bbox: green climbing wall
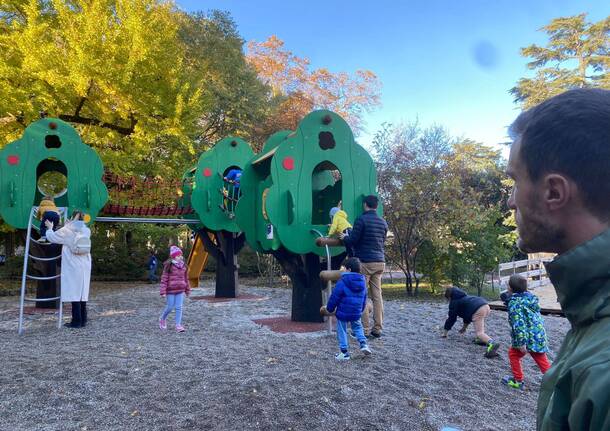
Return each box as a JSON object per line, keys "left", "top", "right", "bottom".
{"left": 0, "top": 118, "right": 108, "bottom": 229}
{"left": 191, "top": 137, "right": 254, "bottom": 233}
{"left": 236, "top": 110, "right": 379, "bottom": 257}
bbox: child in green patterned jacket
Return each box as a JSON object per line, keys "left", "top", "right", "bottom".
{"left": 502, "top": 275, "right": 552, "bottom": 390}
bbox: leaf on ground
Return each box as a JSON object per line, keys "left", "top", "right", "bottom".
{"left": 418, "top": 397, "right": 430, "bottom": 409}
{"left": 130, "top": 410, "right": 140, "bottom": 417}
{"left": 267, "top": 357, "right": 278, "bottom": 364}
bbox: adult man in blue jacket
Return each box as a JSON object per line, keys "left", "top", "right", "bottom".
{"left": 341, "top": 195, "right": 388, "bottom": 338}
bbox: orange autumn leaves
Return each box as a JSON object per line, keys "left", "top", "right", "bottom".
{"left": 246, "top": 36, "right": 381, "bottom": 137}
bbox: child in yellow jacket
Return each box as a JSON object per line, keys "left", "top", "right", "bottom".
{"left": 328, "top": 206, "right": 354, "bottom": 256}
{"left": 37, "top": 196, "right": 60, "bottom": 242}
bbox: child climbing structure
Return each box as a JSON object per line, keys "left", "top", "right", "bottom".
{"left": 236, "top": 110, "right": 378, "bottom": 322}
{"left": 185, "top": 137, "right": 255, "bottom": 297}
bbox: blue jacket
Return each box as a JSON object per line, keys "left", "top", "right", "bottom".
{"left": 444, "top": 287, "right": 488, "bottom": 331}
{"left": 342, "top": 210, "right": 388, "bottom": 263}
{"left": 147, "top": 255, "right": 158, "bottom": 270}
{"left": 508, "top": 291, "right": 548, "bottom": 352}
{"left": 326, "top": 272, "right": 367, "bottom": 322}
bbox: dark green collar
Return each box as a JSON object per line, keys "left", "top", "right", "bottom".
{"left": 545, "top": 228, "right": 610, "bottom": 326}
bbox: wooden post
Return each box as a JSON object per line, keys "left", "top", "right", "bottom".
{"left": 200, "top": 229, "right": 245, "bottom": 298}
{"left": 33, "top": 242, "right": 61, "bottom": 309}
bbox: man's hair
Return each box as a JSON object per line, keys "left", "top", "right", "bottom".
{"left": 343, "top": 257, "right": 361, "bottom": 273}
{"left": 509, "top": 88, "right": 610, "bottom": 220}
{"left": 508, "top": 274, "right": 527, "bottom": 293}
{"left": 363, "top": 195, "right": 379, "bottom": 209}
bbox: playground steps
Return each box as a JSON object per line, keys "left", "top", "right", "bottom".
{"left": 18, "top": 207, "right": 64, "bottom": 335}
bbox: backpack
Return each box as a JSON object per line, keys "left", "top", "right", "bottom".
{"left": 70, "top": 231, "right": 91, "bottom": 255}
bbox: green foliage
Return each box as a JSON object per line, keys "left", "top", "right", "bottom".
{"left": 375, "top": 122, "right": 513, "bottom": 296}
{"left": 511, "top": 14, "right": 610, "bottom": 108}
{"left": 0, "top": 2, "right": 269, "bottom": 177}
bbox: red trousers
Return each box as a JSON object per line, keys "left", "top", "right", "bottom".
{"left": 508, "top": 347, "right": 551, "bottom": 381}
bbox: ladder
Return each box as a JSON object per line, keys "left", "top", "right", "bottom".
{"left": 310, "top": 229, "right": 333, "bottom": 334}
{"left": 17, "top": 207, "right": 64, "bottom": 335}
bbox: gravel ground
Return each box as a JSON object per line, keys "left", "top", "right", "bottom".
{"left": 0, "top": 282, "right": 570, "bottom": 431}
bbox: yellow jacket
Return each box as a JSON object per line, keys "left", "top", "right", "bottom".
{"left": 328, "top": 210, "right": 352, "bottom": 237}
{"left": 37, "top": 199, "right": 59, "bottom": 219}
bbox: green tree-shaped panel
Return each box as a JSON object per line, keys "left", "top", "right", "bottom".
{"left": 0, "top": 118, "right": 108, "bottom": 229}
{"left": 191, "top": 137, "right": 254, "bottom": 233}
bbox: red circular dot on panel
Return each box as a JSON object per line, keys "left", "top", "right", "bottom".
{"left": 282, "top": 157, "right": 295, "bottom": 171}
{"left": 203, "top": 168, "right": 212, "bottom": 177}
{"left": 49, "top": 122, "right": 57, "bottom": 130}
{"left": 7, "top": 155, "right": 19, "bottom": 166}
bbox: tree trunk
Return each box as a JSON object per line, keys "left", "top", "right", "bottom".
{"left": 272, "top": 248, "right": 325, "bottom": 323}
{"left": 200, "top": 230, "right": 245, "bottom": 298}
{"left": 32, "top": 242, "right": 61, "bottom": 309}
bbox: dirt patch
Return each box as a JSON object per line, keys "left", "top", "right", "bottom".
{"left": 253, "top": 315, "right": 329, "bottom": 333}
{"left": 190, "top": 293, "right": 266, "bottom": 302}
{"left": 0, "top": 281, "right": 570, "bottom": 431}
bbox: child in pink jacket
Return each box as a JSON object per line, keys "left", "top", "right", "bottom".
{"left": 159, "top": 246, "right": 190, "bottom": 332}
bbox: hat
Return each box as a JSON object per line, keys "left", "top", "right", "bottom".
{"left": 169, "top": 245, "right": 183, "bottom": 259}
{"left": 329, "top": 207, "right": 340, "bottom": 218}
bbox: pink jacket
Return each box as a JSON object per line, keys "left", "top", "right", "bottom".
{"left": 160, "top": 262, "right": 190, "bottom": 296}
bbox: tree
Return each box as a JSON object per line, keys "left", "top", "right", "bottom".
{"left": 511, "top": 14, "right": 610, "bottom": 108}
{"left": 373, "top": 121, "right": 456, "bottom": 295}
{"left": 246, "top": 36, "right": 381, "bottom": 140}
{"left": 0, "top": 2, "right": 268, "bottom": 176}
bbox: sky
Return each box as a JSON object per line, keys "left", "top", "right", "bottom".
{"left": 178, "top": 1, "right": 608, "bottom": 156}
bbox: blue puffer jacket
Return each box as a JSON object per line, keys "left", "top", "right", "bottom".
{"left": 326, "top": 272, "right": 367, "bottom": 322}
{"left": 342, "top": 210, "right": 388, "bottom": 263}
{"left": 444, "top": 287, "right": 487, "bottom": 331}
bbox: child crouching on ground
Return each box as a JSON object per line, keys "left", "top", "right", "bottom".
{"left": 320, "top": 257, "right": 372, "bottom": 361}
{"left": 502, "top": 275, "right": 551, "bottom": 389}
{"left": 159, "top": 245, "right": 190, "bottom": 332}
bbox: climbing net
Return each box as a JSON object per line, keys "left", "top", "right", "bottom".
{"left": 101, "top": 172, "right": 194, "bottom": 217}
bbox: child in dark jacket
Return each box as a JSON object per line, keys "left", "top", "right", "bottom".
{"left": 502, "top": 275, "right": 551, "bottom": 390}
{"left": 442, "top": 287, "right": 500, "bottom": 358}
{"left": 159, "top": 245, "right": 190, "bottom": 332}
{"left": 321, "top": 257, "right": 372, "bottom": 361}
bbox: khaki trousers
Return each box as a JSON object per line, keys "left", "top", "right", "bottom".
{"left": 471, "top": 304, "right": 491, "bottom": 344}
{"left": 360, "top": 262, "right": 385, "bottom": 335}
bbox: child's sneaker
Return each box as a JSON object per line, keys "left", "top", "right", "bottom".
{"left": 176, "top": 324, "right": 186, "bottom": 332}
{"left": 38, "top": 237, "right": 47, "bottom": 243}
{"left": 473, "top": 337, "right": 487, "bottom": 346}
{"left": 335, "top": 352, "right": 350, "bottom": 361}
{"left": 159, "top": 319, "right": 167, "bottom": 330}
{"left": 484, "top": 341, "right": 500, "bottom": 358}
{"left": 360, "top": 343, "right": 372, "bottom": 356}
{"left": 502, "top": 375, "right": 524, "bottom": 390}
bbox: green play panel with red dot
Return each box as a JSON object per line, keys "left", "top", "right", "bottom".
{"left": 0, "top": 118, "right": 108, "bottom": 228}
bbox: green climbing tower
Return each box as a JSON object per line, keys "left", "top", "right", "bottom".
{"left": 236, "top": 110, "right": 378, "bottom": 257}
{"left": 0, "top": 118, "right": 108, "bottom": 228}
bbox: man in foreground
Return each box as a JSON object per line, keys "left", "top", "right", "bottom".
{"left": 506, "top": 88, "right": 610, "bottom": 430}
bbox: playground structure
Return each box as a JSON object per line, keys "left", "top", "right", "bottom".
{"left": 0, "top": 110, "right": 379, "bottom": 328}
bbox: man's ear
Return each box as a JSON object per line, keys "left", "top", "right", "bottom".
{"left": 543, "top": 174, "right": 571, "bottom": 211}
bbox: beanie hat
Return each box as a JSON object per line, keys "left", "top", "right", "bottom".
{"left": 169, "top": 245, "right": 183, "bottom": 259}
{"left": 329, "top": 207, "right": 340, "bottom": 218}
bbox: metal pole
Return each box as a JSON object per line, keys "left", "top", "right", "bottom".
{"left": 18, "top": 208, "right": 35, "bottom": 335}
{"left": 311, "top": 229, "right": 333, "bottom": 334}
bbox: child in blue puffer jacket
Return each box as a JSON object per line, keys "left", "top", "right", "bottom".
{"left": 321, "top": 257, "right": 372, "bottom": 361}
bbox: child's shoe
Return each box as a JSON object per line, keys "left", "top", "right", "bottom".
{"left": 159, "top": 319, "right": 167, "bottom": 330}
{"left": 360, "top": 343, "right": 372, "bottom": 356}
{"left": 484, "top": 340, "right": 500, "bottom": 358}
{"left": 502, "top": 375, "right": 524, "bottom": 390}
{"left": 335, "top": 352, "right": 350, "bottom": 361}
{"left": 473, "top": 337, "right": 487, "bottom": 346}
{"left": 38, "top": 236, "right": 47, "bottom": 243}
{"left": 176, "top": 324, "right": 186, "bottom": 332}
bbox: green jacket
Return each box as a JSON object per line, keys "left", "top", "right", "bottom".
{"left": 537, "top": 228, "right": 610, "bottom": 431}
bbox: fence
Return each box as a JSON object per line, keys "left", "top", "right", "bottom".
{"left": 497, "top": 257, "right": 553, "bottom": 290}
